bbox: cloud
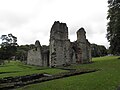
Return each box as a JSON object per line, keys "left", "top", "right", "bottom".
{"left": 0, "top": 11, "right": 29, "bottom": 28}
{"left": 0, "top": 0, "right": 109, "bottom": 48}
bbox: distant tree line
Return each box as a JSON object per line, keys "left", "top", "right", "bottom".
{"left": 91, "top": 44, "right": 108, "bottom": 57}
{"left": 16, "top": 44, "right": 35, "bottom": 62}
{"left": 0, "top": 34, "right": 108, "bottom": 63}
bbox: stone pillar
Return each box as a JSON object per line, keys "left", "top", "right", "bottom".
{"left": 49, "top": 21, "right": 71, "bottom": 67}
{"left": 76, "top": 28, "right": 89, "bottom": 63}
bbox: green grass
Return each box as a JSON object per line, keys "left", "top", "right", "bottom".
{"left": 0, "top": 60, "right": 67, "bottom": 78}
{"left": 18, "top": 56, "right": 120, "bottom": 90}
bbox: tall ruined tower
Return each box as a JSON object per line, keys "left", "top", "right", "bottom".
{"left": 49, "top": 21, "right": 71, "bottom": 67}
{"left": 77, "top": 28, "right": 91, "bottom": 63}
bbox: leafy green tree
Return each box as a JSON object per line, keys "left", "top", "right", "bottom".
{"left": 91, "top": 44, "right": 100, "bottom": 57}
{"left": 107, "top": 0, "right": 120, "bottom": 55}
{"left": 91, "top": 44, "right": 107, "bottom": 57}
{"left": 98, "top": 45, "right": 108, "bottom": 56}
{"left": 16, "top": 44, "right": 35, "bottom": 62}
{"left": 0, "top": 34, "right": 18, "bottom": 60}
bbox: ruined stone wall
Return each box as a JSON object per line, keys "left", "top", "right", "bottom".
{"left": 70, "top": 41, "right": 82, "bottom": 64}
{"left": 86, "top": 40, "right": 92, "bottom": 62}
{"left": 69, "top": 45, "right": 77, "bottom": 64}
{"left": 27, "top": 41, "right": 49, "bottom": 66}
{"left": 27, "top": 21, "right": 91, "bottom": 67}
{"left": 49, "top": 21, "right": 71, "bottom": 67}
{"left": 27, "top": 47, "right": 43, "bottom": 66}
{"left": 76, "top": 28, "right": 91, "bottom": 63}
{"left": 41, "top": 45, "right": 49, "bottom": 66}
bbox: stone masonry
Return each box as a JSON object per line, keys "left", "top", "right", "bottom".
{"left": 27, "top": 41, "right": 49, "bottom": 66}
{"left": 27, "top": 21, "right": 91, "bottom": 67}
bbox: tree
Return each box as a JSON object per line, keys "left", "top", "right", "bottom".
{"left": 15, "top": 44, "right": 35, "bottom": 62}
{"left": 0, "top": 34, "right": 18, "bottom": 60}
{"left": 107, "top": 0, "right": 120, "bottom": 55}
{"left": 91, "top": 44, "right": 107, "bottom": 57}
{"left": 98, "top": 45, "right": 108, "bottom": 56}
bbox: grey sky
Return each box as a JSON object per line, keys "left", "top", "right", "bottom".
{"left": 0, "top": 0, "right": 109, "bottom": 48}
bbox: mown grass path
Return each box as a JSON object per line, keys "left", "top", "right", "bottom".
{"left": 18, "top": 56, "right": 120, "bottom": 90}
{"left": 0, "top": 61, "right": 67, "bottom": 78}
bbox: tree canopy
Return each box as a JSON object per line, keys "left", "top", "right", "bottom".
{"left": 107, "top": 0, "right": 120, "bottom": 55}
{"left": 16, "top": 44, "right": 35, "bottom": 62}
{"left": 91, "top": 44, "right": 107, "bottom": 57}
{"left": 0, "top": 34, "right": 18, "bottom": 60}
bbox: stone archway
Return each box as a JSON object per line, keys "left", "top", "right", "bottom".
{"left": 76, "top": 48, "right": 82, "bottom": 64}
{"left": 71, "top": 42, "right": 82, "bottom": 64}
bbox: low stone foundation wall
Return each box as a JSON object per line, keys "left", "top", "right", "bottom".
{"left": 0, "top": 69, "right": 98, "bottom": 90}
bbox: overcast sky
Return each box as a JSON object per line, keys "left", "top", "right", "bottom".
{"left": 0, "top": 0, "right": 109, "bottom": 48}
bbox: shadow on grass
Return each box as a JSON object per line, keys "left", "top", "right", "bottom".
{"left": 0, "top": 71, "right": 20, "bottom": 74}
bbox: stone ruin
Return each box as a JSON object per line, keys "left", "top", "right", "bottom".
{"left": 27, "top": 21, "right": 91, "bottom": 67}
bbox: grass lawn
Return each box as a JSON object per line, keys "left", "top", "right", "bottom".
{"left": 18, "top": 56, "right": 120, "bottom": 90}
{"left": 0, "top": 60, "right": 67, "bottom": 78}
